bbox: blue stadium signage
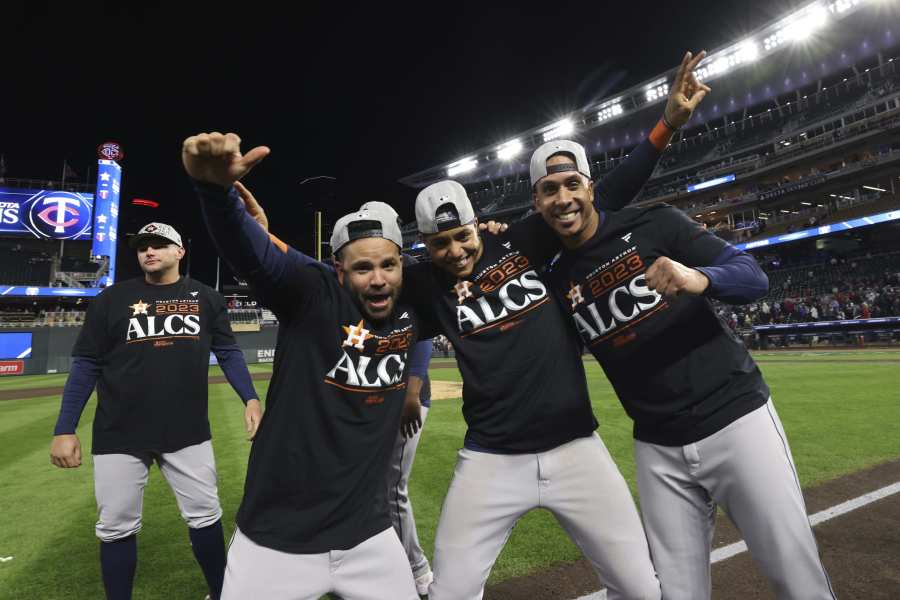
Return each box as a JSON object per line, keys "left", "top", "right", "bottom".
{"left": 0, "top": 285, "right": 103, "bottom": 298}
{"left": 686, "top": 174, "right": 736, "bottom": 193}
{"left": 0, "top": 188, "right": 94, "bottom": 240}
{"left": 736, "top": 209, "right": 900, "bottom": 251}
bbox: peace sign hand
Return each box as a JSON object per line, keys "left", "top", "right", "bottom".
{"left": 664, "top": 51, "right": 712, "bottom": 130}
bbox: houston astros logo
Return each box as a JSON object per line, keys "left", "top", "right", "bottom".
{"left": 454, "top": 280, "right": 474, "bottom": 304}
{"left": 567, "top": 282, "right": 584, "bottom": 309}
{"left": 130, "top": 300, "right": 150, "bottom": 316}
{"left": 342, "top": 320, "right": 374, "bottom": 350}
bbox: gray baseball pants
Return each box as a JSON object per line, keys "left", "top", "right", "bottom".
{"left": 429, "top": 433, "right": 660, "bottom": 600}
{"left": 221, "top": 526, "right": 418, "bottom": 600}
{"left": 93, "top": 440, "right": 222, "bottom": 542}
{"left": 635, "top": 399, "right": 836, "bottom": 600}
{"left": 386, "top": 404, "right": 431, "bottom": 579}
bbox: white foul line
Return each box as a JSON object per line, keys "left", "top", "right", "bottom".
{"left": 573, "top": 480, "right": 900, "bottom": 600}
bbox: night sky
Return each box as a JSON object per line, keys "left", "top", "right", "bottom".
{"left": 3, "top": 0, "right": 791, "bottom": 285}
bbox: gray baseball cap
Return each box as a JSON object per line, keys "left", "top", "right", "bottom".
{"left": 129, "top": 222, "right": 183, "bottom": 249}
{"left": 529, "top": 139, "right": 592, "bottom": 186}
{"left": 415, "top": 180, "right": 476, "bottom": 234}
{"left": 359, "top": 201, "right": 399, "bottom": 221}
{"left": 330, "top": 207, "right": 403, "bottom": 254}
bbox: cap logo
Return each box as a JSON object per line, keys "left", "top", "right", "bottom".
{"left": 144, "top": 224, "right": 158, "bottom": 232}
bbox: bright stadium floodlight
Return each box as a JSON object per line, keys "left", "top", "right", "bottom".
{"left": 597, "top": 101, "right": 624, "bottom": 123}
{"left": 830, "top": 0, "right": 862, "bottom": 15}
{"left": 863, "top": 185, "right": 887, "bottom": 192}
{"left": 447, "top": 157, "right": 478, "bottom": 177}
{"left": 496, "top": 139, "right": 523, "bottom": 161}
{"left": 738, "top": 41, "right": 760, "bottom": 63}
{"left": 543, "top": 119, "right": 574, "bottom": 141}
{"left": 645, "top": 83, "right": 669, "bottom": 102}
{"left": 785, "top": 4, "right": 829, "bottom": 41}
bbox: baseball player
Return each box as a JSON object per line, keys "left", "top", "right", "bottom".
{"left": 239, "top": 188, "right": 438, "bottom": 594}
{"left": 394, "top": 51, "right": 710, "bottom": 600}
{"left": 183, "top": 132, "right": 423, "bottom": 599}
{"left": 531, "top": 132, "right": 836, "bottom": 598}
{"left": 49, "top": 222, "right": 262, "bottom": 600}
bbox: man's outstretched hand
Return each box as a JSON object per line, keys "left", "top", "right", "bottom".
{"left": 664, "top": 51, "right": 712, "bottom": 130}
{"left": 182, "top": 132, "right": 270, "bottom": 188}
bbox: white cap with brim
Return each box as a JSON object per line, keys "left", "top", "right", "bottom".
{"left": 129, "top": 222, "right": 183, "bottom": 249}
{"left": 359, "top": 201, "right": 399, "bottom": 221}
{"left": 415, "top": 180, "right": 476, "bottom": 234}
{"left": 529, "top": 139, "right": 592, "bottom": 186}
{"left": 330, "top": 207, "right": 404, "bottom": 255}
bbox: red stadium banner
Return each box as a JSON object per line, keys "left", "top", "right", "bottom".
{"left": 0, "top": 360, "right": 24, "bottom": 376}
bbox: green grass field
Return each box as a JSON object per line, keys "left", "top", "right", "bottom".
{"left": 1, "top": 352, "right": 899, "bottom": 599}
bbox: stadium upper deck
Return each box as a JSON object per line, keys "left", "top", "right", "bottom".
{"left": 398, "top": 0, "right": 900, "bottom": 248}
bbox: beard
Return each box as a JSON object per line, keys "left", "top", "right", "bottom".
{"left": 342, "top": 278, "right": 400, "bottom": 325}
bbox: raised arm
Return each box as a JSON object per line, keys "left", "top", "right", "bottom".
{"left": 233, "top": 181, "right": 335, "bottom": 274}
{"left": 596, "top": 51, "right": 711, "bottom": 210}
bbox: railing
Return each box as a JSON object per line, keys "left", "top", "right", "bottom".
{"left": 0, "top": 311, "right": 87, "bottom": 328}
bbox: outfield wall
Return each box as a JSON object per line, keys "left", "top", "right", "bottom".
{"left": 0, "top": 326, "right": 280, "bottom": 376}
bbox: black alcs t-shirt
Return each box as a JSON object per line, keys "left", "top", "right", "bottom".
{"left": 235, "top": 262, "right": 421, "bottom": 553}
{"left": 548, "top": 205, "right": 770, "bottom": 446}
{"left": 403, "top": 214, "right": 597, "bottom": 453}
{"left": 72, "top": 276, "right": 235, "bottom": 454}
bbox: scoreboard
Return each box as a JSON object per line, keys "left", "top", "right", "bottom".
{"left": 0, "top": 188, "right": 94, "bottom": 240}
{"left": 0, "top": 159, "right": 122, "bottom": 297}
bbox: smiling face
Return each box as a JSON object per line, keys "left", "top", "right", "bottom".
{"left": 335, "top": 237, "right": 402, "bottom": 324}
{"left": 422, "top": 222, "right": 483, "bottom": 279}
{"left": 136, "top": 240, "right": 184, "bottom": 278}
{"left": 533, "top": 153, "right": 598, "bottom": 249}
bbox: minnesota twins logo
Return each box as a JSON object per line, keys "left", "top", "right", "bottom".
{"left": 24, "top": 191, "right": 93, "bottom": 240}
{"left": 342, "top": 320, "right": 374, "bottom": 350}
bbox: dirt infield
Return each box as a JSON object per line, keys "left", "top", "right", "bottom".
{"left": 485, "top": 459, "right": 900, "bottom": 599}
{"left": 430, "top": 380, "right": 464, "bottom": 400}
